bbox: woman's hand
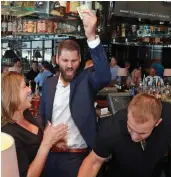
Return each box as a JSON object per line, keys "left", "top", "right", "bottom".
{"left": 42, "top": 122, "right": 68, "bottom": 149}
{"left": 54, "top": 139, "right": 67, "bottom": 152}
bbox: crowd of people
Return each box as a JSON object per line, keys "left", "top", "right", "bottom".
{"left": 109, "top": 56, "right": 165, "bottom": 89}
{"left": 1, "top": 8, "right": 171, "bottom": 177}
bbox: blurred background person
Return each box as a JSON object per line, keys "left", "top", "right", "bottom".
{"left": 110, "top": 56, "right": 120, "bottom": 81}
{"left": 54, "top": 64, "right": 60, "bottom": 77}
{"left": 125, "top": 61, "right": 131, "bottom": 75}
{"left": 25, "top": 61, "right": 39, "bottom": 93}
{"left": 8, "top": 58, "right": 22, "bottom": 73}
{"left": 152, "top": 58, "right": 164, "bottom": 77}
{"left": 143, "top": 67, "right": 164, "bottom": 86}
{"left": 34, "top": 61, "right": 53, "bottom": 91}
{"left": 51, "top": 55, "right": 57, "bottom": 68}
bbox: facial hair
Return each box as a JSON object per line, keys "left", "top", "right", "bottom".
{"left": 59, "top": 67, "right": 77, "bottom": 82}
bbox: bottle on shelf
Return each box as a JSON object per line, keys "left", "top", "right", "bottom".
{"left": 59, "top": 1, "right": 67, "bottom": 16}
{"left": 121, "top": 24, "right": 126, "bottom": 37}
{"left": 130, "top": 84, "right": 136, "bottom": 96}
{"left": 152, "top": 78, "right": 156, "bottom": 95}
{"left": 2, "top": 15, "right": 8, "bottom": 35}
{"left": 7, "top": 15, "right": 13, "bottom": 35}
{"left": 34, "top": 83, "right": 40, "bottom": 97}
{"left": 66, "top": 1, "right": 80, "bottom": 16}
{"left": 95, "top": 2, "right": 100, "bottom": 33}
{"left": 12, "top": 16, "right": 17, "bottom": 34}
{"left": 17, "top": 18, "right": 23, "bottom": 33}
{"left": 53, "top": 1, "right": 61, "bottom": 16}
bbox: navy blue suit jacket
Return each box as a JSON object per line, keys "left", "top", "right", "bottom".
{"left": 38, "top": 43, "right": 111, "bottom": 148}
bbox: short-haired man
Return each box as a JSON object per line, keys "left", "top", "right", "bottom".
{"left": 110, "top": 56, "right": 120, "bottom": 81}
{"left": 25, "top": 61, "right": 39, "bottom": 93}
{"left": 38, "top": 9, "right": 111, "bottom": 177}
{"left": 78, "top": 93, "right": 171, "bottom": 177}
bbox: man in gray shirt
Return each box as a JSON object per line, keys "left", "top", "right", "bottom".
{"left": 110, "top": 56, "right": 120, "bottom": 81}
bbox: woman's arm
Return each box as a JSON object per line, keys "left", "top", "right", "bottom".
{"left": 27, "top": 123, "right": 67, "bottom": 177}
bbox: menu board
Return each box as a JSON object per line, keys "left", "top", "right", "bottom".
{"left": 114, "top": 1, "right": 171, "bottom": 21}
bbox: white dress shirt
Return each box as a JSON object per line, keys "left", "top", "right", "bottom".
{"left": 52, "top": 36, "right": 100, "bottom": 149}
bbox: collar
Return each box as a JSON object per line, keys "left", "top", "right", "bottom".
{"left": 57, "top": 74, "right": 70, "bottom": 88}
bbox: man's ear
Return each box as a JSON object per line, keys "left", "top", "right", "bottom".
{"left": 155, "top": 118, "right": 162, "bottom": 127}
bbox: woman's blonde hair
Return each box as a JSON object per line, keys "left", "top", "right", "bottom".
{"left": 131, "top": 69, "right": 141, "bottom": 86}
{"left": 1, "top": 72, "right": 23, "bottom": 126}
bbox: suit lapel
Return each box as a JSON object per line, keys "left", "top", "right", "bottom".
{"left": 70, "top": 70, "right": 86, "bottom": 102}
{"left": 47, "top": 76, "right": 59, "bottom": 122}
{"left": 70, "top": 79, "right": 77, "bottom": 103}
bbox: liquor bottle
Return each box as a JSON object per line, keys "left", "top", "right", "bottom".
{"left": 130, "top": 84, "right": 136, "bottom": 96}
{"left": 35, "top": 83, "right": 40, "bottom": 96}
{"left": 12, "top": 16, "right": 17, "bottom": 34}
{"left": 95, "top": 2, "right": 100, "bottom": 32}
{"left": 147, "top": 78, "right": 150, "bottom": 87}
{"left": 1, "top": 15, "right": 3, "bottom": 35}
{"left": 152, "top": 78, "right": 157, "bottom": 95}
{"left": 97, "top": 3, "right": 104, "bottom": 33}
{"left": 157, "top": 78, "right": 161, "bottom": 88}
{"left": 165, "top": 83, "right": 170, "bottom": 96}
{"left": 66, "top": 1, "right": 80, "bottom": 15}
{"left": 2, "top": 15, "right": 8, "bottom": 35}
{"left": 17, "top": 18, "right": 23, "bottom": 33}
{"left": 53, "top": 1, "right": 61, "bottom": 12}
{"left": 7, "top": 15, "right": 13, "bottom": 35}
{"left": 59, "top": 1, "right": 66, "bottom": 16}
{"left": 121, "top": 24, "right": 126, "bottom": 37}
{"left": 138, "top": 78, "right": 143, "bottom": 93}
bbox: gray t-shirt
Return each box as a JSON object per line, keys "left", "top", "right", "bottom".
{"left": 110, "top": 65, "right": 120, "bottom": 80}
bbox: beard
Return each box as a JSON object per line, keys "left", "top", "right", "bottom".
{"left": 59, "top": 67, "right": 77, "bottom": 82}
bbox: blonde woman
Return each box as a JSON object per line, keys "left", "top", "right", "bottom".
{"left": 131, "top": 68, "right": 141, "bottom": 87}
{"left": 126, "top": 68, "right": 141, "bottom": 88}
{"left": 1, "top": 71, "right": 68, "bottom": 177}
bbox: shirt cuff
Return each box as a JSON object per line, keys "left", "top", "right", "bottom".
{"left": 87, "top": 35, "right": 100, "bottom": 49}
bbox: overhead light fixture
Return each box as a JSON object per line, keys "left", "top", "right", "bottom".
{"left": 3, "top": 49, "right": 17, "bottom": 58}
{"left": 3, "top": 43, "right": 20, "bottom": 58}
{"left": 33, "top": 47, "right": 42, "bottom": 58}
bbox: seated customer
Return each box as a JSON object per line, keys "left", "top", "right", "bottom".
{"left": 34, "top": 61, "right": 53, "bottom": 91}
{"left": 78, "top": 93, "right": 171, "bottom": 177}
{"left": 143, "top": 67, "right": 164, "bottom": 86}
{"left": 126, "top": 68, "right": 141, "bottom": 88}
{"left": 110, "top": 56, "right": 120, "bottom": 81}
{"left": 25, "top": 61, "right": 39, "bottom": 93}
{"left": 1, "top": 71, "right": 68, "bottom": 177}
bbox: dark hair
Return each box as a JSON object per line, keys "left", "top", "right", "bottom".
{"left": 111, "top": 56, "right": 118, "bottom": 62}
{"left": 41, "top": 61, "right": 50, "bottom": 69}
{"left": 57, "top": 39, "right": 80, "bottom": 57}
{"left": 32, "top": 61, "right": 38, "bottom": 64}
{"left": 54, "top": 64, "right": 60, "bottom": 72}
{"left": 150, "top": 67, "right": 156, "bottom": 71}
{"left": 13, "top": 58, "right": 21, "bottom": 64}
{"left": 125, "top": 61, "right": 130, "bottom": 65}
